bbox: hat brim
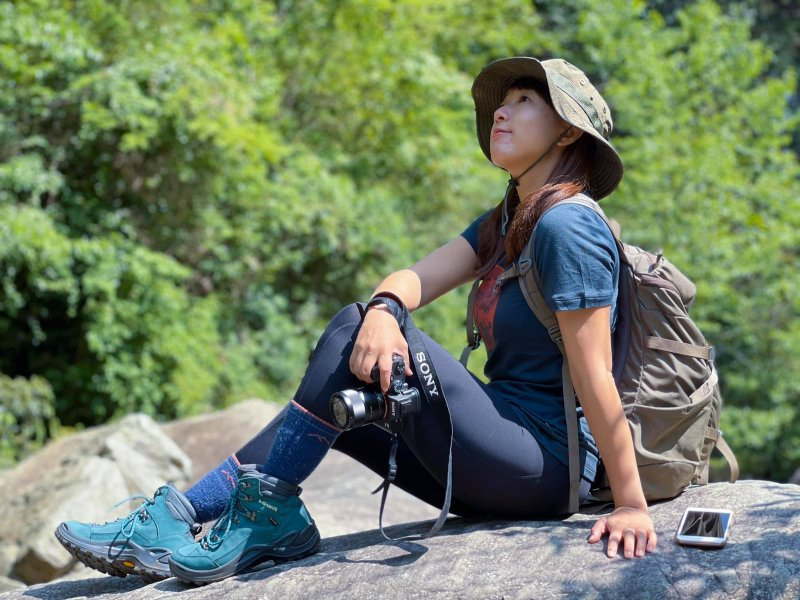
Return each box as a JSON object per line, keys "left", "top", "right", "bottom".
{"left": 471, "top": 57, "right": 623, "bottom": 200}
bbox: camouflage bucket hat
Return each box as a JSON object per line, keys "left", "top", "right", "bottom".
{"left": 472, "top": 57, "right": 623, "bottom": 200}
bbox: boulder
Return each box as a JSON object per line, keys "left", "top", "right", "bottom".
{"left": 0, "top": 481, "right": 796, "bottom": 600}
{"left": 161, "top": 399, "right": 282, "bottom": 483}
{"left": 0, "top": 414, "right": 191, "bottom": 585}
{"left": 4, "top": 400, "right": 798, "bottom": 598}
{"left": 0, "top": 578, "right": 23, "bottom": 594}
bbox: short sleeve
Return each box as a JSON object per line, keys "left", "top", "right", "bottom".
{"left": 460, "top": 209, "right": 493, "bottom": 253}
{"left": 532, "top": 203, "right": 618, "bottom": 313}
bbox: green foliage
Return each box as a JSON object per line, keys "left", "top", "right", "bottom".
{"left": 0, "top": 0, "right": 797, "bottom": 481}
{"left": 0, "top": 374, "right": 58, "bottom": 468}
{"left": 0, "top": 205, "right": 224, "bottom": 424}
{"left": 721, "top": 405, "right": 799, "bottom": 478}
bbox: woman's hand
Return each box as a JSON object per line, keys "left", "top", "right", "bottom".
{"left": 587, "top": 506, "right": 657, "bottom": 559}
{"left": 349, "top": 307, "right": 413, "bottom": 392}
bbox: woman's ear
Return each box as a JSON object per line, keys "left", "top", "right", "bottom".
{"left": 557, "top": 125, "right": 584, "bottom": 147}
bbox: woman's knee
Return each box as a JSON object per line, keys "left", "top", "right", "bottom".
{"left": 317, "top": 303, "right": 362, "bottom": 344}
{"left": 293, "top": 304, "right": 363, "bottom": 416}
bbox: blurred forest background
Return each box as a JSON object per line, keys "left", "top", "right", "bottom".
{"left": 1, "top": 0, "right": 798, "bottom": 482}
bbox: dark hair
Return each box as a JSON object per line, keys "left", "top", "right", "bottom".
{"left": 474, "top": 78, "right": 596, "bottom": 280}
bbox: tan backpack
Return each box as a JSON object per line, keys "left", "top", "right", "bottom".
{"left": 462, "top": 195, "right": 739, "bottom": 512}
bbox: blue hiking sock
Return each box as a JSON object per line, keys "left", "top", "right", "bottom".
{"left": 184, "top": 454, "right": 241, "bottom": 523}
{"left": 262, "top": 400, "right": 340, "bottom": 485}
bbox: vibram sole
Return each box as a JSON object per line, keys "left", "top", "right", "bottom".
{"left": 56, "top": 522, "right": 172, "bottom": 582}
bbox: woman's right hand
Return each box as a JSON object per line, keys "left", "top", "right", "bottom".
{"left": 349, "top": 307, "right": 413, "bottom": 393}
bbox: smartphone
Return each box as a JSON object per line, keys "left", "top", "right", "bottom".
{"left": 674, "top": 507, "right": 733, "bottom": 548}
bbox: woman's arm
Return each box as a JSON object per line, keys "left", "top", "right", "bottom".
{"left": 556, "top": 306, "right": 658, "bottom": 559}
{"left": 350, "top": 236, "right": 477, "bottom": 391}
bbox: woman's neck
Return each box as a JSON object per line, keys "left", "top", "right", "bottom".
{"left": 511, "top": 151, "right": 560, "bottom": 200}
{"left": 514, "top": 170, "right": 546, "bottom": 201}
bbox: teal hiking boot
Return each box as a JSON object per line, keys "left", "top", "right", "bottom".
{"left": 55, "top": 484, "right": 201, "bottom": 582}
{"left": 168, "top": 466, "right": 320, "bottom": 585}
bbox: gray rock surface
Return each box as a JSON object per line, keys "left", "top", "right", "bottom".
{"left": 0, "top": 578, "right": 23, "bottom": 594}
{"left": 161, "top": 398, "right": 280, "bottom": 483}
{"left": 1, "top": 480, "right": 797, "bottom": 600}
{"left": 3, "top": 401, "right": 797, "bottom": 598}
{"left": 0, "top": 414, "right": 192, "bottom": 585}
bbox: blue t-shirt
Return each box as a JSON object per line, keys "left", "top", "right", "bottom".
{"left": 461, "top": 202, "right": 620, "bottom": 484}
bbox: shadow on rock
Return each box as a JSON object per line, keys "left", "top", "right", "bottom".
{"left": 152, "top": 516, "right": 541, "bottom": 591}
{"left": 22, "top": 573, "right": 147, "bottom": 599}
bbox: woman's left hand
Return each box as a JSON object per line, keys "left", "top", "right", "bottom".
{"left": 587, "top": 506, "right": 657, "bottom": 559}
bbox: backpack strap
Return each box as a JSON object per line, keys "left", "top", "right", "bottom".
{"left": 703, "top": 427, "right": 740, "bottom": 483}
{"left": 518, "top": 247, "right": 583, "bottom": 514}
{"left": 519, "top": 194, "right": 614, "bottom": 514}
{"left": 461, "top": 280, "right": 482, "bottom": 367}
{"left": 646, "top": 336, "right": 713, "bottom": 360}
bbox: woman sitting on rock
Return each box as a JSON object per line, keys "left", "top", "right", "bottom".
{"left": 56, "top": 55, "right": 658, "bottom": 585}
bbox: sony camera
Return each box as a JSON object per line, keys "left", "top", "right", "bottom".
{"left": 329, "top": 354, "right": 421, "bottom": 434}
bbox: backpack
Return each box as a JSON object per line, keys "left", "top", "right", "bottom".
{"left": 461, "top": 195, "right": 739, "bottom": 513}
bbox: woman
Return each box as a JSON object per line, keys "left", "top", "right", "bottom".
{"left": 56, "top": 56, "right": 657, "bottom": 585}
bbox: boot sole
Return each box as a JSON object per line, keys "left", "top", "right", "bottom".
{"left": 55, "top": 523, "right": 170, "bottom": 583}
{"left": 169, "top": 526, "right": 321, "bottom": 585}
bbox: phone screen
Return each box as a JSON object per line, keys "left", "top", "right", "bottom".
{"left": 679, "top": 510, "right": 729, "bottom": 539}
{"left": 675, "top": 507, "right": 733, "bottom": 548}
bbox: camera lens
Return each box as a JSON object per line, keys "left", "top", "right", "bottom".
{"left": 329, "top": 388, "right": 386, "bottom": 431}
{"left": 330, "top": 393, "right": 352, "bottom": 430}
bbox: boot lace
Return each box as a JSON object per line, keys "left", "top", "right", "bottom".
{"left": 200, "top": 483, "right": 266, "bottom": 551}
{"left": 116, "top": 488, "right": 164, "bottom": 539}
{"left": 86, "top": 488, "right": 166, "bottom": 561}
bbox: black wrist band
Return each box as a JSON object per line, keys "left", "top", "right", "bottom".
{"left": 371, "top": 291, "right": 407, "bottom": 311}
{"left": 367, "top": 294, "right": 406, "bottom": 328}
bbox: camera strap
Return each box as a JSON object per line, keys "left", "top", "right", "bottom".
{"left": 372, "top": 308, "right": 454, "bottom": 542}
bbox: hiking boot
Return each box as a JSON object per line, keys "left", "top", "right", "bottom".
{"left": 168, "top": 466, "right": 321, "bottom": 585}
{"left": 55, "top": 484, "right": 201, "bottom": 582}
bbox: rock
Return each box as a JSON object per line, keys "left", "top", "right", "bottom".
{"left": 0, "top": 578, "right": 23, "bottom": 594}
{"left": 790, "top": 467, "right": 800, "bottom": 486}
{"left": 161, "top": 399, "right": 282, "bottom": 483}
{"left": 6, "top": 400, "right": 795, "bottom": 597}
{"left": 0, "top": 481, "right": 796, "bottom": 600}
{"left": 0, "top": 414, "right": 191, "bottom": 585}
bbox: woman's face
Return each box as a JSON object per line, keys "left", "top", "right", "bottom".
{"left": 489, "top": 87, "right": 566, "bottom": 177}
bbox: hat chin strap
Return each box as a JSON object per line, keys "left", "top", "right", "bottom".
{"left": 500, "top": 126, "right": 573, "bottom": 236}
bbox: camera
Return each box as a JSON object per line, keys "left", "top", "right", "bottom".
{"left": 330, "top": 354, "right": 421, "bottom": 434}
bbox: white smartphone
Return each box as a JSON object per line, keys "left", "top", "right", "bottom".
{"left": 675, "top": 507, "right": 733, "bottom": 548}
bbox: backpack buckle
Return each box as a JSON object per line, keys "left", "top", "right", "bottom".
{"left": 494, "top": 266, "right": 518, "bottom": 292}
{"left": 547, "top": 324, "right": 563, "bottom": 344}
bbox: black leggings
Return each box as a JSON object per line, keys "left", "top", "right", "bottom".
{"left": 236, "top": 303, "right": 590, "bottom": 519}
